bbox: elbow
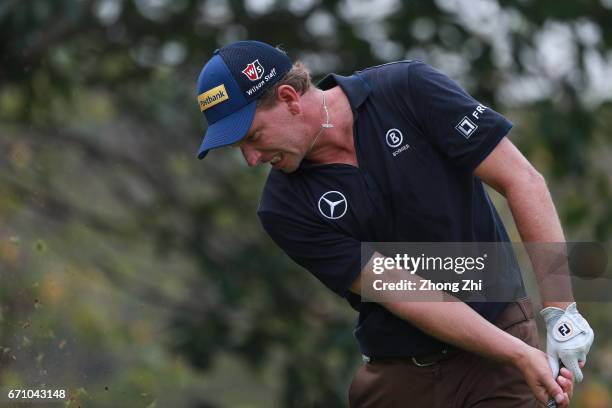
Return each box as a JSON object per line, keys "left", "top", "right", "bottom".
{"left": 524, "top": 166, "right": 547, "bottom": 192}
{"left": 504, "top": 165, "right": 549, "bottom": 203}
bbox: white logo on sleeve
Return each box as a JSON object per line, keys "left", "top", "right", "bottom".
{"left": 455, "top": 117, "right": 478, "bottom": 139}
{"left": 318, "top": 191, "right": 348, "bottom": 220}
{"left": 385, "top": 128, "right": 403, "bottom": 148}
{"left": 455, "top": 104, "right": 487, "bottom": 139}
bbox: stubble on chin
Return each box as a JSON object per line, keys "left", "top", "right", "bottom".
{"left": 280, "top": 164, "right": 297, "bottom": 174}
{"left": 280, "top": 157, "right": 300, "bottom": 173}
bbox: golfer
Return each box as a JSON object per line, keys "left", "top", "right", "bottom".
{"left": 194, "top": 41, "right": 594, "bottom": 407}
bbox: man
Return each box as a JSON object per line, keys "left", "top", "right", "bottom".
{"left": 194, "top": 40, "right": 594, "bottom": 407}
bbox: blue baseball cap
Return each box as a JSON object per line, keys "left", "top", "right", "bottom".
{"left": 195, "top": 41, "right": 293, "bottom": 159}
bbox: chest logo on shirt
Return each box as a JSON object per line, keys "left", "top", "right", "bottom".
{"left": 385, "top": 128, "right": 403, "bottom": 148}
{"left": 318, "top": 191, "right": 348, "bottom": 220}
{"left": 385, "top": 128, "right": 411, "bottom": 157}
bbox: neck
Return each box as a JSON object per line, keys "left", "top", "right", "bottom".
{"left": 305, "top": 89, "right": 331, "bottom": 155}
{"left": 305, "top": 86, "right": 357, "bottom": 166}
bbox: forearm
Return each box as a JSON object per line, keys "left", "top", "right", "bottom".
{"left": 350, "top": 255, "right": 531, "bottom": 365}
{"left": 504, "top": 171, "right": 574, "bottom": 308}
{"left": 383, "top": 299, "right": 529, "bottom": 364}
{"left": 473, "top": 137, "right": 572, "bottom": 308}
{"left": 350, "top": 253, "right": 569, "bottom": 403}
{"left": 505, "top": 170, "right": 564, "bottom": 243}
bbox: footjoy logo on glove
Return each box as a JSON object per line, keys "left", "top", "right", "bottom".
{"left": 557, "top": 322, "right": 573, "bottom": 337}
{"left": 553, "top": 319, "right": 577, "bottom": 341}
{"left": 318, "top": 191, "right": 348, "bottom": 220}
{"left": 242, "top": 59, "right": 264, "bottom": 81}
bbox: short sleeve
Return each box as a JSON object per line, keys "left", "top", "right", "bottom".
{"left": 258, "top": 211, "right": 369, "bottom": 297}
{"left": 406, "top": 61, "right": 512, "bottom": 169}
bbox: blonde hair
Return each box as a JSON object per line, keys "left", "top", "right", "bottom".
{"left": 256, "top": 61, "right": 313, "bottom": 108}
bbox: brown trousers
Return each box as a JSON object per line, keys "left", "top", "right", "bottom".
{"left": 349, "top": 299, "right": 540, "bottom": 408}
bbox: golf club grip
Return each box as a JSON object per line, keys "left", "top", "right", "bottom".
{"left": 546, "top": 361, "right": 565, "bottom": 407}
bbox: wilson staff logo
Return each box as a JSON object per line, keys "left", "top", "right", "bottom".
{"left": 242, "top": 59, "right": 264, "bottom": 81}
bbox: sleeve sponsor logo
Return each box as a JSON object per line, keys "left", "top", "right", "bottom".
{"left": 198, "top": 84, "right": 229, "bottom": 112}
{"left": 455, "top": 117, "right": 478, "bottom": 139}
{"left": 455, "top": 104, "right": 487, "bottom": 139}
{"left": 242, "top": 59, "right": 265, "bottom": 81}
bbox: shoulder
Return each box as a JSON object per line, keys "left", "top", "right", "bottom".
{"left": 358, "top": 60, "right": 419, "bottom": 75}
{"left": 258, "top": 169, "right": 319, "bottom": 227}
{"left": 354, "top": 60, "right": 447, "bottom": 105}
{"left": 356, "top": 60, "right": 434, "bottom": 83}
{"left": 259, "top": 169, "right": 295, "bottom": 215}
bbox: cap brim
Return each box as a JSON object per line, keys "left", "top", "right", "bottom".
{"left": 197, "top": 100, "right": 257, "bottom": 159}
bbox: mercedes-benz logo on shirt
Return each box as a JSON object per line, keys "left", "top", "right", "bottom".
{"left": 318, "top": 191, "right": 348, "bottom": 220}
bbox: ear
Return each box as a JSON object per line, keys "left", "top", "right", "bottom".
{"left": 276, "top": 85, "right": 301, "bottom": 115}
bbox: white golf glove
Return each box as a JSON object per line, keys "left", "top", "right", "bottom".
{"left": 540, "top": 302, "right": 594, "bottom": 382}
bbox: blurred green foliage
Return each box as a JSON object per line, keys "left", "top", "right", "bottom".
{"left": 0, "top": 0, "right": 611, "bottom": 407}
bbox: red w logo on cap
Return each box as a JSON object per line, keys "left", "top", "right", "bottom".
{"left": 242, "top": 59, "right": 264, "bottom": 81}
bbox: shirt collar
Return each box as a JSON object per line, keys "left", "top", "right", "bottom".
{"left": 317, "top": 73, "right": 371, "bottom": 113}
{"left": 293, "top": 74, "right": 370, "bottom": 172}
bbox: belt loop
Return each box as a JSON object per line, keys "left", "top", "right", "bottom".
{"left": 517, "top": 298, "right": 531, "bottom": 321}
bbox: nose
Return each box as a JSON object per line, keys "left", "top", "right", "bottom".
{"left": 240, "top": 145, "right": 261, "bottom": 167}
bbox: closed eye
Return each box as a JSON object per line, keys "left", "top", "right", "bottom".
{"left": 231, "top": 131, "right": 258, "bottom": 147}
{"left": 247, "top": 132, "right": 260, "bottom": 143}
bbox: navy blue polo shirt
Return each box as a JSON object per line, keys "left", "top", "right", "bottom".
{"left": 257, "top": 60, "right": 523, "bottom": 357}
